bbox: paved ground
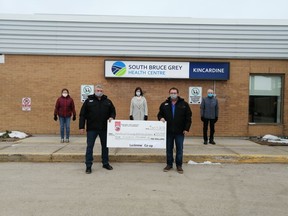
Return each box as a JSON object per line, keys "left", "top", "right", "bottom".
{"left": 1, "top": 163, "right": 288, "bottom": 216}
{"left": 1, "top": 135, "right": 288, "bottom": 163}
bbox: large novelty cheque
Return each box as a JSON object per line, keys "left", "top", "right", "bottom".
{"left": 107, "top": 120, "right": 166, "bottom": 149}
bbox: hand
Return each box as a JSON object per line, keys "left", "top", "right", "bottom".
{"left": 201, "top": 117, "right": 205, "bottom": 122}
{"left": 108, "top": 117, "right": 114, "bottom": 122}
{"left": 72, "top": 115, "right": 76, "bottom": 121}
{"left": 144, "top": 115, "right": 148, "bottom": 121}
{"left": 129, "top": 115, "right": 133, "bottom": 120}
{"left": 54, "top": 115, "right": 57, "bottom": 121}
{"left": 183, "top": 130, "right": 188, "bottom": 135}
{"left": 160, "top": 118, "right": 165, "bottom": 122}
{"left": 214, "top": 117, "right": 218, "bottom": 123}
{"left": 79, "top": 129, "right": 85, "bottom": 134}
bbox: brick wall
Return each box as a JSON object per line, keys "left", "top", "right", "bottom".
{"left": 0, "top": 55, "right": 287, "bottom": 136}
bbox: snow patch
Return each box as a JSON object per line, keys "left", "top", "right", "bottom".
{"left": 0, "top": 131, "right": 28, "bottom": 139}
{"left": 262, "top": 134, "right": 288, "bottom": 144}
{"left": 188, "top": 160, "right": 221, "bottom": 165}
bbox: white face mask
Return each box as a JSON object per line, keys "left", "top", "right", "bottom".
{"left": 95, "top": 92, "right": 103, "bottom": 97}
{"left": 136, "top": 91, "right": 141, "bottom": 96}
{"left": 62, "top": 93, "right": 68, "bottom": 97}
{"left": 170, "top": 93, "right": 178, "bottom": 100}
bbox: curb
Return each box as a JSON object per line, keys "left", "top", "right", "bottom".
{"left": 1, "top": 153, "right": 288, "bottom": 163}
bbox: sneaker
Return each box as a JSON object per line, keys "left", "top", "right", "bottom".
{"left": 85, "top": 167, "right": 92, "bottom": 174}
{"left": 203, "top": 141, "right": 208, "bottom": 145}
{"left": 163, "top": 165, "right": 172, "bottom": 172}
{"left": 176, "top": 166, "right": 183, "bottom": 174}
{"left": 66, "top": 139, "right": 69, "bottom": 143}
{"left": 209, "top": 140, "right": 216, "bottom": 145}
{"left": 102, "top": 164, "right": 113, "bottom": 170}
{"left": 60, "top": 139, "right": 64, "bottom": 143}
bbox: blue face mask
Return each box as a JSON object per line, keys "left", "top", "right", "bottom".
{"left": 208, "top": 93, "right": 213, "bottom": 97}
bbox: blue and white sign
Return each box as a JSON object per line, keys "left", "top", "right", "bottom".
{"left": 105, "top": 60, "right": 229, "bottom": 80}
{"left": 189, "top": 62, "right": 229, "bottom": 80}
{"left": 105, "top": 61, "right": 189, "bottom": 79}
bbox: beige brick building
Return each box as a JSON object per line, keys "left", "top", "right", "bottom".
{"left": 1, "top": 15, "right": 288, "bottom": 137}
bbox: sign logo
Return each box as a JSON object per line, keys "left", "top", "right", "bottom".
{"left": 190, "top": 87, "right": 200, "bottom": 96}
{"left": 112, "top": 61, "right": 126, "bottom": 76}
{"left": 83, "top": 86, "right": 92, "bottom": 94}
{"left": 114, "top": 121, "right": 121, "bottom": 132}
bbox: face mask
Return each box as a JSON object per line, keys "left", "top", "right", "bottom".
{"left": 95, "top": 92, "right": 103, "bottom": 97}
{"left": 170, "top": 94, "right": 178, "bottom": 100}
{"left": 208, "top": 93, "right": 213, "bottom": 97}
{"left": 136, "top": 91, "right": 141, "bottom": 96}
{"left": 62, "top": 93, "right": 68, "bottom": 97}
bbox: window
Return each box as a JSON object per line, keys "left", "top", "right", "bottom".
{"left": 249, "top": 75, "right": 282, "bottom": 123}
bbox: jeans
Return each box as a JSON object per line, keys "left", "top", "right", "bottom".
{"left": 203, "top": 119, "right": 216, "bottom": 141}
{"left": 85, "top": 130, "right": 109, "bottom": 168}
{"left": 166, "top": 133, "right": 184, "bottom": 167}
{"left": 59, "top": 117, "right": 71, "bottom": 139}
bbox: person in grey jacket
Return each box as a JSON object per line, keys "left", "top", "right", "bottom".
{"left": 200, "top": 89, "right": 219, "bottom": 145}
{"left": 129, "top": 87, "right": 148, "bottom": 120}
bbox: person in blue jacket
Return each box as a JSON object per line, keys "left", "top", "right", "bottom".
{"left": 200, "top": 89, "right": 219, "bottom": 145}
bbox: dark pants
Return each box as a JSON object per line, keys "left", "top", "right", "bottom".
{"left": 85, "top": 130, "right": 109, "bottom": 168}
{"left": 166, "top": 133, "right": 184, "bottom": 167}
{"left": 203, "top": 119, "right": 216, "bottom": 142}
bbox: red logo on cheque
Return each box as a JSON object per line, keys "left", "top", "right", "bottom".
{"left": 115, "top": 121, "right": 121, "bottom": 132}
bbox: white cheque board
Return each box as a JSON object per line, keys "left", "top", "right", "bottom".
{"left": 107, "top": 120, "right": 166, "bottom": 149}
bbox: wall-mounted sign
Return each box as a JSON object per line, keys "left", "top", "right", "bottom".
{"left": 189, "top": 87, "right": 202, "bottom": 104}
{"left": 189, "top": 62, "right": 230, "bottom": 80}
{"left": 22, "top": 97, "right": 31, "bottom": 111}
{"left": 81, "top": 85, "right": 94, "bottom": 102}
{"left": 105, "top": 60, "right": 189, "bottom": 79}
{"left": 105, "top": 60, "right": 229, "bottom": 80}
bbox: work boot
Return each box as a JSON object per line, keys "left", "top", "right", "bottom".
{"left": 163, "top": 165, "right": 172, "bottom": 172}
{"left": 85, "top": 167, "right": 92, "bottom": 174}
{"left": 209, "top": 140, "right": 216, "bottom": 145}
{"left": 177, "top": 166, "right": 183, "bottom": 174}
{"left": 102, "top": 164, "right": 113, "bottom": 170}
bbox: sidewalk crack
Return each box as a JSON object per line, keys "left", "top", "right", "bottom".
{"left": 52, "top": 143, "right": 70, "bottom": 154}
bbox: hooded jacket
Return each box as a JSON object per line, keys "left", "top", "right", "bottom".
{"left": 79, "top": 94, "right": 116, "bottom": 131}
{"left": 157, "top": 96, "right": 192, "bottom": 134}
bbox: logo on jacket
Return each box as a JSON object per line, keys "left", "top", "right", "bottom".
{"left": 112, "top": 61, "right": 126, "bottom": 76}
{"left": 114, "top": 121, "right": 121, "bottom": 131}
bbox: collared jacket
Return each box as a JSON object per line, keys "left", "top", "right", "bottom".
{"left": 157, "top": 96, "right": 192, "bottom": 134}
{"left": 130, "top": 96, "right": 148, "bottom": 120}
{"left": 54, "top": 95, "right": 76, "bottom": 118}
{"left": 200, "top": 96, "right": 219, "bottom": 119}
{"left": 79, "top": 94, "right": 116, "bottom": 131}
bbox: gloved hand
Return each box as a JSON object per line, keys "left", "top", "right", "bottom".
{"left": 54, "top": 115, "right": 57, "bottom": 121}
{"left": 201, "top": 117, "right": 205, "bottom": 122}
{"left": 129, "top": 115, "right": 134, "bottom": 120}
{"left": 72, "top": 115, "right": 76, "bottom": 121}
{"left": 144, "top": 115, "right": 148, "bottom": 121}
{"left": 214, "top": 117, "right": 218, "bottom": 123}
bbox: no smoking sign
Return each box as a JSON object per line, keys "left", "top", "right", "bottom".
{"left": 22, "top": 97, "right": 31, "bottom": 111}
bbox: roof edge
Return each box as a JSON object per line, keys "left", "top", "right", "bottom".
{"left": 0, "top": 13, "right": 288, "bottom": 25}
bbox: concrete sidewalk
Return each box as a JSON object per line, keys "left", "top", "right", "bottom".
{"left": 1, "top": 135, "right": 288, "bottom": 163}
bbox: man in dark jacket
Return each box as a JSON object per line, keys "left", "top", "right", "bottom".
{"left": 157, "top": 87, "right": 192, "bottom": 174}
{"left": 200, "top": 89, "right": 219, "bottom": 145}
{"left": 79, "top": 84, "right": 116, "bottom": 174}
